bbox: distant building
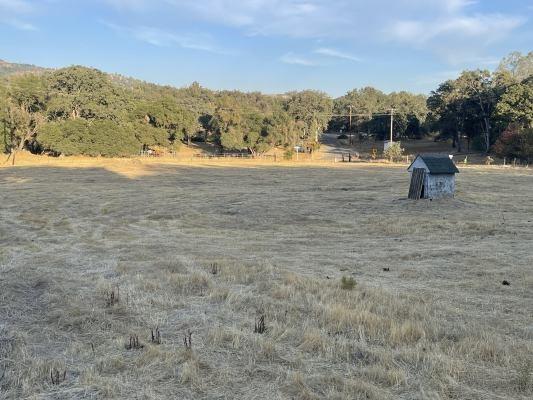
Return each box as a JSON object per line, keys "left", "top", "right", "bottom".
{"left": 407, "top": 154, "right": 459, "bottom": 199}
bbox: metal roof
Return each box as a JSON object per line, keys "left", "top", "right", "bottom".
{"left": 408, "top": 154, "right": 460, "bottom": 174}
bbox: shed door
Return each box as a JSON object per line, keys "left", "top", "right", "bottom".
{"left": 408, "top": 168, "right": 426, "bottom": 200}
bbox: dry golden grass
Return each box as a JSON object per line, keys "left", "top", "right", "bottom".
{"left": 0, "top": 159, "right": 532, "bottom": 399}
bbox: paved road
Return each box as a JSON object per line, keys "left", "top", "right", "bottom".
{"left": 319, "top": 132, "right": 358, "bottom": 160}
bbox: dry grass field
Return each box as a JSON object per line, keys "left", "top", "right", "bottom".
{"left": 0, "top": 159, "right": 532, "bottom": 399}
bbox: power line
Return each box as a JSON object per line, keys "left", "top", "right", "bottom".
{"left": 330, "top": 113, "right": 392, "bottom": 117}
{"left": 212, "top": 107, "right": 395, "bottom": 118}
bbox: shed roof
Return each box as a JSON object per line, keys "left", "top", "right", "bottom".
{"left": 408, "top": 154, "right": 459, "bottom": 174}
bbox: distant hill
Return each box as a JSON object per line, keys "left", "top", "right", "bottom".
{"left": 0, "top": 58, "right": 149, "bottom": 89}
{"left": 0, "top": 59, "right": 47, "bottom": 77}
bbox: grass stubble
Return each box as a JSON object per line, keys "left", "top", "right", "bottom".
{"left": 0, "top": 161, "right": 532, "bottom": 399}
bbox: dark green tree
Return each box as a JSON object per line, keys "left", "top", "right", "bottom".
{"left": 47, "top": 66, "right": 126, "bottom": 121}
{"left": 495, "top": 77, "right": 533, "bottom": 129}
{"left": 38, "top": 119, "right": 139, "bottom": 157}
{"left": 285, "top": 90, "right": 332, "bottom": 146}
{"left": 6, "top": 73, "right": 48, "bottom": 151}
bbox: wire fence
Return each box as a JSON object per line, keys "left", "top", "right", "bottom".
{"left": 140, "top": 150, "right": 278, "bottom": 161}
{"left": 139, "top": 150, "right": 530, "bottom": 167}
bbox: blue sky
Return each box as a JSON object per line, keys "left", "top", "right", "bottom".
{"left": 0, "top": 0, "right": 532, "bottom": 96}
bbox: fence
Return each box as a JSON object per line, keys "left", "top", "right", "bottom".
{"left": 192, "top": 153, "right": 277, "bottom": 160}
{"left": 140, "top": 150, "right": 277, "bottom": 161}
{"left": 336, "top": 153, "right": 412, "bottom": 164}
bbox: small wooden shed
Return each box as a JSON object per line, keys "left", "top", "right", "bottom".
{"left": 407, "top": 154, "right": 459, "bottom": 199}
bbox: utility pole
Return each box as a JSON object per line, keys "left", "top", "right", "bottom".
{"left": 389, "top": 108, "right": 394, "bottom": 143}
{"left": 348, "top": 105, "right": 353, "bottom": 145}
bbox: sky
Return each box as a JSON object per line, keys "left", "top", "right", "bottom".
{"left": 0, "top": 0, "right": 532, "bottom": 96}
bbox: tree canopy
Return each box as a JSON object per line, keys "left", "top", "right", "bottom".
{"left": 1, "top": 51, "right": 531, "bottom": 160}
{"left": 427, "top": 52, "right": 533, "bottom": 158}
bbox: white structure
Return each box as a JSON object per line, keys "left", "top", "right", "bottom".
{"left": 407, "top": 154, "right": 459, "bottom": 199}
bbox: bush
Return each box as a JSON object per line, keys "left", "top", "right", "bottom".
{"left": 492, "top": 125, "right": 533, "bottom": 161}
{"left": 383, "top": 142, "right": 405, "bottom": 162}
{"left": 284, "top": 149, "right": 294, "bottom": 160}
{"left": 340, "top": 276, "right": 356, "bottom": 290}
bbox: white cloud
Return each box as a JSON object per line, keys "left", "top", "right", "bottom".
{"left": 0, "top": 0, "right": 38, "bottom": 30}
{"left": 103, "top": 0, "right": 150, "bottom": 11}
{"left": 0, "top": 0, "right": 33, "bottom": 13}
{"left": 412, "top": 70, "right": 462, "bottom": 88}
{"left": 390, "top": 14, "right": 525, "bottom": 44}
{"left": 103, "top": 21, "right": 227, "bottom": 53}
{"left": 7, "top": 18, "right": 37, "bottom": 30}
{"left": 443, "top": 0, "right": 477, "bottom": 13}
{"left": 314, "top": 48, "right": 361, "bottom": 62}
{"left": 280, "top": 52, "right": 316, "bottom": 66}
{"left": 101, "top": 1, "right": 519, "bottom": 40}
{"left": 100, "top": 0, "right": 527, "bottom": 65}
{"left": 389, "top": 12, "right": 525, "bottom": 64}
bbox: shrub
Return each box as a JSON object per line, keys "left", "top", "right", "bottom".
{"left": 383, "top": 142, "right": 405, "bottom": 162}
{"left": 492, "top": 125, "right": 533, "bottom": 161}
{"left": 284, "top": 149, "right": 294, "bottom": 160}
{"left": 340, "top": 276, "right": 356, "bottom": 290}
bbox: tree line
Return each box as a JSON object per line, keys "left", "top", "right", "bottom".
{"left": 0, "top": 66, "right": 333, "bottom": 157}
{"left": 1, "top": 51, "right": 532, "bottom": 160}
{"left": 427, "top": 52, "right": 533, "bottom": 160}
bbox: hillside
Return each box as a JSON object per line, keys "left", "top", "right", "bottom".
{"left": 0, "top": 59, "right": 48, "bottom": 77}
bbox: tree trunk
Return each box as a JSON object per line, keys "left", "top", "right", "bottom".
{"left": 453, "top": 130, "right": 462, "bottom": 153}
{"left": 482, "top": 117, "right": 491, "bottom": 153}
{"left": 476, "top": 92, "right": 490, "bottom": 154}
{"left": 18, "top": 137, "right": 26, "bottom": 151}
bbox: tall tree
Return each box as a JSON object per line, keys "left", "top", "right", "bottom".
{"left": 427, "top": 81, "right": 462, "bottom": 151}
{"left": 0, "top": 80, "right": 9, "bottom": 153}
{"left": 7, "top": 74, "right": 48, "bottom": 151}
{"left": 495, "top": 77, "right": 533, "bottom": 129}
{"left": 454, "top": 70, "right": 498, "bottom": 153}
{"left": 497, "top": 51, "right": 533, "bottom": 82}
{"left": 47, "top": 66, "right": 125, "bottom": 121}
{"left": 285, "top": 90, "right": 332, "bottom": 145}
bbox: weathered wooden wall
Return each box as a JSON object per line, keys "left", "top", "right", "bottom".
{"left": 426, "top": 174, "right": 455, "bottom": 198}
